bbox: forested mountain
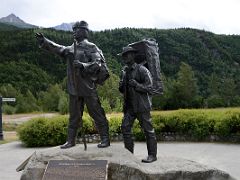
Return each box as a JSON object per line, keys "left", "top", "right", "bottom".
{"left": 0, "top": 22, "right": 19, "bottom": 31}
{"left": 0, "top": 26, "right": 239, "bottom": 112}
{"left": 0, "top": 14, "right": 37, "bottom": 29}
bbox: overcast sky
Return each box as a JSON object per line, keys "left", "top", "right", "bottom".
{"left": 1, "top": 0, "right": 240, "bottom": 34}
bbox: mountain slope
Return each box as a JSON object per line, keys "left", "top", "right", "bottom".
{"left": 0, "top": 13, "right": 37, "bottom": 29}
{"left": 53, "top": 22, "right": 74, "bottom": 31}
{"left": 0, "top": 22, "right": 19, "bottom": 31}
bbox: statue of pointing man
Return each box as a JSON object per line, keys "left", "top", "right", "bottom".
{"left": 36, "top": 21, "right": 110, "bottom": 149}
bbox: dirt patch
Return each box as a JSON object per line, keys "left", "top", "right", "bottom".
{"left": 0, "top": 131, "right": 18, "bottom": 144}
{"left": 2, "top": 113, "right": 58, "bottom": 124}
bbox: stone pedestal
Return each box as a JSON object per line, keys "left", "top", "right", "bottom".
{"left": 19, "top": 144, "right": 235, "bottom": 180}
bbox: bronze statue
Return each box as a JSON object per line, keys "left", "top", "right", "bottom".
{"left": 119, "top": 46, "right": 157, "bottom": 163}
{"left": 35, "top": 21, "right": 110, "bottom": 149}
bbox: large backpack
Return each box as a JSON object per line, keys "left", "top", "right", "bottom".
{"left": 128, "top": 38, "right": 163, "bottom": 95}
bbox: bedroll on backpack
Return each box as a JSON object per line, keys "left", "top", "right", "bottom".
{"left": 128, "top": 38, "right": 163, "bottom": 95}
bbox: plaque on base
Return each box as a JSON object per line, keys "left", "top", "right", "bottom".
{"left": 42, "top": 160, "right": 108, "bottom": 180}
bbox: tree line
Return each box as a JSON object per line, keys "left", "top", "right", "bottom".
{"left": 0, "top": 27, "right": 239, "bottom": 113}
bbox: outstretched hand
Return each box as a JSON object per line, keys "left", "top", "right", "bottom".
{"left": 35, "top": 32, "right": 44, "bottom": 44}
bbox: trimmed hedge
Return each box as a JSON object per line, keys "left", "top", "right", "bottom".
{"left": 17, "top": 114, "right": 97, "bottom": 147}
{"left": 152, "top": 109, "right": 240, "bottom": 139}
{"left": 17, "top": 108, "right": 240, "bottom": 147}
{"left": 17, "top": 116, "right": 68, "bottom": 147}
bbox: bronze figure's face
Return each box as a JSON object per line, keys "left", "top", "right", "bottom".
{"left": 72, "top": 21, "right": 89, "bottom": 41}
{"left": 73, "top": 27, "right": 88, "bottom": 41}
{"left": 122, "top": 52, "right": 135, "bottom": 65}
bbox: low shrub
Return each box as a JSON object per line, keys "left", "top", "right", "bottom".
{"left": 17, "top": 114, "right": 97, "bottom": 147}
{"left": 151, "top": 109, "right": 240, "bottom": 140}
{"left": 108, "top": 116, "right": 122, "bottom": 137}
{"left": 214, "top": 110, "right": 240, "bottom": 136}
{"left": 2, "top": 105, "right": 16, "bottom": 115}
{"left": 132, "top": 121, "right": 145, "bottom": 141}
{"left": 17, "top": 116, "right": 68, "bottom": 147}
{"left": 17, "top": 108, "right": 240, "bottom": 147}
{"left": 82, "top": 115, "right": 97, "bottom": 134}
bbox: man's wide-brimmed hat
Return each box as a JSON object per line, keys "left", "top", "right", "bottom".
{"left": 118, "top": 46, "right": 138, "bottom": 56}
{"left": 72, "top": 21, "right": 89, "bottom": 31}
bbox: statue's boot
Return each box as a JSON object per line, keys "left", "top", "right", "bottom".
{"left": 97, "top": 136, "right": 110, "bottom": 148}
{"left": 141, "top": 155, "right": 157, "bottom": 163}
{"left": 97, "top": 126, "right": 110, "bottom": 148}
{"left": 60, "top": 128, "right": 77, "bottom": 149}
{"left": 142, "top": 135, "right": 157, "bottom": 163}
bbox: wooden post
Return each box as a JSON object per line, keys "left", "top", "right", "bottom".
{"left": 0, "top": 96, "right": 3, "bottom": 140}
{"left": 0, "top": 97, "right": 16, "bottom": 140}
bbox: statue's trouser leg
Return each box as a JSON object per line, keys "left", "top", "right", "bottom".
{"left": 137, "top": 112, "right": 157, "bottom": 157}
{"left": 85, "top": 95, "right": 110, "bottom": 147}
{"left": 67, "top": 95, "right": 84, "bottom": 144}
{"left": 121, "top": 111, "right": 136, "bottom": 153}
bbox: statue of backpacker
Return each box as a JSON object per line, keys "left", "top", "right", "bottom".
{"left": 118, "top": 38, "right": 163, "bottom": 163}
{"left": 128, "top": 38, "right": 163, "bottom": 95}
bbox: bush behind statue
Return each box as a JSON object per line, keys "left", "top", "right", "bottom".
{"left": 17, "top": 116, "right": 68, "bottom": 147}
{"left": 17, "top": 108, "right": 240, "bottom": 147}
{"left": 17, "top": 114, "right": 96, "bottom": 147}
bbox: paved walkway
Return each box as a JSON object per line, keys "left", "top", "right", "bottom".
{"left": 0, "top": 141, "right": 239, "bottom": 180}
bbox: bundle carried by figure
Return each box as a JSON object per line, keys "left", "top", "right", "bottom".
{"left": 127, "top": 38, "right": 163, "bottom": 96}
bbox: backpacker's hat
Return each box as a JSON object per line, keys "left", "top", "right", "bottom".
{"left": 72, "top": 21, "right": 89, "bottom": 31}
{"left": 117, "top": 46, "right": 138, "bottom": 56}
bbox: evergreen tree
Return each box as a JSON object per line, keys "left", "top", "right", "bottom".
{"left": 220, "top": 78, "right": 237, "bottom": 106}
{"left": 207, "top": 73, "right": 221, "bottom": 96}
{"left": 172, "top": 62, "right": 199, "bottom": 108}
{"left": 97, "top": 72, "right": 122, "bottom": 110}
{"left": 38, "top": 84, "right": 67, "bottom": 112}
